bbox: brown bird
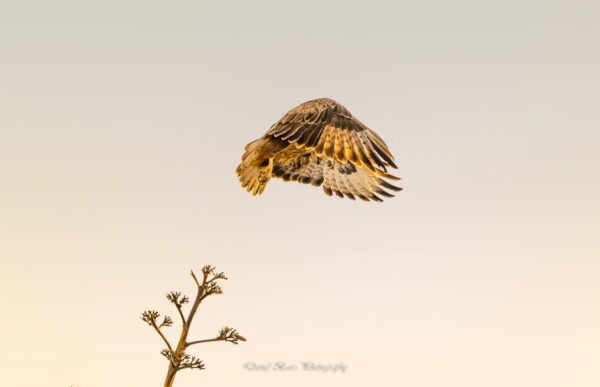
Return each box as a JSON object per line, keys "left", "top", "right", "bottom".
{"left": 236, "top": 98, "right": 401, "bottom": 202}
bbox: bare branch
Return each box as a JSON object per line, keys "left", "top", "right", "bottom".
{"left": 167, "top": 291, "right": 189, "bottom": 325}
{"left": 187, "top": 326, "right": 247, "bottom": 347}
{"left": 191, "top": 270, "right": 201, "bottom": 288}
{"left": 141, "top": 311, "right": 174, "bottom": 351}
{"left": 186, "top": 338, "right": 221, "bottom": 347}
{"left": 175, "top": 306, "right": 186, "bottom": 324}
{"left": 153, "top": 324, "right": 173, "bottom": 352}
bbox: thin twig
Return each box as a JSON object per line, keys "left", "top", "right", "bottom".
{"left": 151, "top": 320, "right": 174, "bottom": 353}
{"left": 175, "top": 305, "right": 186, "bottom": 325}
{"left": 191, "top": 270, "right": 201, "bottom": 288}
{"left": 185, "top": 338, "right": 223, "bottom": 347}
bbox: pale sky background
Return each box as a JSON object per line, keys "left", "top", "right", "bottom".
{"left": 1, "top": 1, "right": 599, "bottom": 386}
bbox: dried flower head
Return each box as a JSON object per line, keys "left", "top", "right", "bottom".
{"left": 167, "top": 291, "right": 190, "bottom": 307}
{"left": 141, "top": 310, "right": 160, "bottom": 326}
{"left": 178, "top": 353, "right": 205, "bottom": 370}
{"left": 217, "top": 326, "right": 246, "bottom": 344}
{"left": 160, "top": 315, "right": 173, "bottom": 328}
{"left": 204, "top": 282, "right": 223, "bottom": 296}
{"left": 202, "top": 265, "right": 228, "bottom": 283}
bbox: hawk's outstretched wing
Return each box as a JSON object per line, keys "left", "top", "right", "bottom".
{"left": 266, "top": 98, "right": 397, "bottom": 177}
{"left": 237, "top": 98, "right": 401, "bottom": 201}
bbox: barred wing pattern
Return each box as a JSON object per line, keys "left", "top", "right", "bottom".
{"left": 266, "top": 98, "right": 397, "bottom": 176}
{"left": 272, "top": 151, "right": 401, "bottom": 202}
{"left": 237, "top": 98, "right": 401, "bottom": 201}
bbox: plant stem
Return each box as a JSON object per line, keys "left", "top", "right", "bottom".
{"left": 163, "top": 271, "right": 206, "bottom": 387}
{"left": 164, "top": 366, "right": 177, "bottom": 387}
{"left": 151, "top": 321, "right": 174, "bottom": 354}
{"left": 186, "top": 338, "right": 222, "bottom": 347}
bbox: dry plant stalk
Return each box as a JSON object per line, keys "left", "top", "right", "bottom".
{"left": 141, "top": 265, "right": 246, "bottom": 387}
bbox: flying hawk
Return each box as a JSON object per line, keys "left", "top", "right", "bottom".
{"left": 236, "top": 98, "right": 401, "bottom": 202}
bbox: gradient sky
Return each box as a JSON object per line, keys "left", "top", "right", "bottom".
{"left": 1, "top": 1, "right": 599, "bottom": 386}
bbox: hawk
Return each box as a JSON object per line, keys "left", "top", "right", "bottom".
{"left": 236, "top": 98, "right": 401, "bottom": 202}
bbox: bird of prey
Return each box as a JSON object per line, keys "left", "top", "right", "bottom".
{"left": 236, "top": 98, "right": 401, "bottom": 202}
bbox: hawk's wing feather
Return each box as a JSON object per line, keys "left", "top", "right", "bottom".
{"left": 272, "top": 152, "right": 401, "bottom": 202}
{"left": 266, "top": 99, "right": 398, "bottom": 177}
